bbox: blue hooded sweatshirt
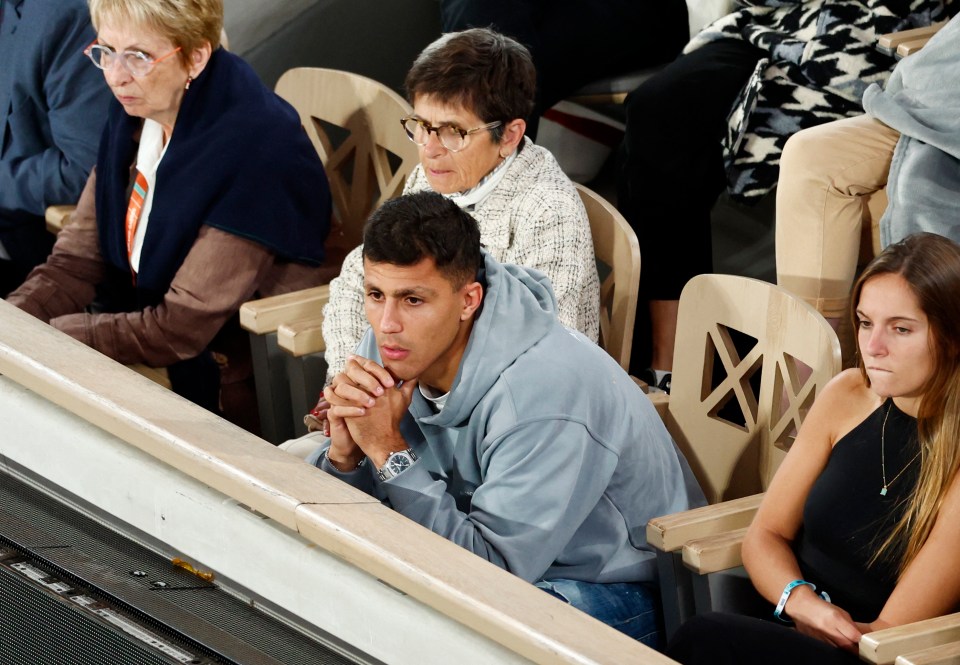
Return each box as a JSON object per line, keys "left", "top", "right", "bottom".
{"left": 862, "top": 14, "right": 960, "bottom": 247}
{"left": 316, "top": 251, "right": 704, "bottom": 584}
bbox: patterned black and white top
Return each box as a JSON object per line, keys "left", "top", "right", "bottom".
{"left": 686, "top": 0, "right": 955, "bottom": 202}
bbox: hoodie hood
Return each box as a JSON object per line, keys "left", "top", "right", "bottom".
{"left": 416, "top": 250, "right": 557, "bottom": 426}
{"left": 353, "top": 250, "right": 559, "bottom": 425}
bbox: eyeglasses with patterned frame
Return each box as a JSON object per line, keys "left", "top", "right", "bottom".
{"left": 83, "top": 41, "right": 182, "bottom": 78}
{"left": 401, "top": 116, "right": 503, "bottom": 153}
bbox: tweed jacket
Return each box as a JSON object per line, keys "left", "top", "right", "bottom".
{"left": 321, "top": 139, "right": 600, "bottom": 383}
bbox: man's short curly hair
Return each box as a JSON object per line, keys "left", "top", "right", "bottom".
{"left": 363, "top": 192, "right": 483, "bottom": 289}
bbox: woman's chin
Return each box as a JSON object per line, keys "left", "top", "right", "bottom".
{"left": 116, "top": 97, "right": 140, "bottom": 110}
{"left": 425, "top": 171, "right": 464, "bottom": 195}
{"left": 117, "top": 100, "right": 148, "bottom": 119}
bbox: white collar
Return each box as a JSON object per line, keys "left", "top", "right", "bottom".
{"left": 418, "top": 383, "right": 449, "bottom": 412}
{"left": 136, "top": 119, "right": 168, "bottom": 177}
{"left": 445, "top": 148, "right": 517, "bottom": 211}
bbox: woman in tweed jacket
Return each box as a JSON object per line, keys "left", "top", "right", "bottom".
{"left": 319, "top": 28, "right": 600, "bottom": 385}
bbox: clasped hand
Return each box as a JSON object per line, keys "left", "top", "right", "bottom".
{"left": 323, "top": 355, "right": 417, "bottom": 468}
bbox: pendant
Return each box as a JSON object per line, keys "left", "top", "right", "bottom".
{"left": 880, "top": 486, "right": 888, "bottom": 496}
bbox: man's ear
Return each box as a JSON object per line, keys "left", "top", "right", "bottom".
{"left": 498, "top": 118, "right": 526, "bottom": 155}
{"left": 460, "top": 281, "right": 483, "bottom": 321}
{"left": 187, "top": 41, "right": 213, "bottom": 79}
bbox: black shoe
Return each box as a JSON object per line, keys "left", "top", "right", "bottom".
{"left": 658, "top": 372, "right": 671, "bottom": 394}
{"left": 640, "top": 368, "right": 672, "bottom": 394}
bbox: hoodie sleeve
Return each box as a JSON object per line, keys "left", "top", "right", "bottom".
{"left": 379, "top": 418, "right": 619, "bottom": 583}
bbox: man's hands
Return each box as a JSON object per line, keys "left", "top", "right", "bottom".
{"left": 324, "top": 356, "right": 417, "bottom": 468}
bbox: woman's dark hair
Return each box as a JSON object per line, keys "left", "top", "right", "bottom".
{"left": 404, "top": 28, "right": 535, "bottom": 142}
{"left": 851, "top": 232, "right": 960, "bottom": 576}
{"left": 362, "top": 192, "right": 483, "bottom": 289}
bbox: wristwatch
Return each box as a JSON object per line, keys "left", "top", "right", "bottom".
{"left": 377, "top": 448, "right": 419, "bottom": 481}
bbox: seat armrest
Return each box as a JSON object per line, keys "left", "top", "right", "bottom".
{"left": 897, "top": 37, "right": 934, "bottom": 58}
{"left": 893, "top": 640, "right": 960, "bottom": 665}
{"left": 877, "top": 22, "right": 945, "bottom": 56}
{"left": 45, "top": 205, "right": 76, "bottom": 234}
{"left": 860, "top": 613, "right": 960, "bottom": 665}
{"left": 126, "top": 363, "right": 171, "bottom": 389}
{"left": 239, "top": 284, "right": 329, "bottom": 335}
{"left": 647, "top": 390, "right": 669, "bottom": 417}
{"left": 681, "top": 527, "right": 748, "bottom": 574}
{"left": 646, "top": 493, "right": 762, "bottom": 553}
{"left": 278, "top": 315, "right": 326, "bottom": 357}
{"left": 632, "top": 375, "right": 651, "bottom": 392}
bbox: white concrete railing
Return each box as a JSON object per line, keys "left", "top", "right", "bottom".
{"left": 0, "top": 299, "right": 674, "bottom": 665}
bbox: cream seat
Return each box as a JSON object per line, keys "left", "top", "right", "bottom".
{"left": 644, "top": 273, "right": 842, "bottom": 637}
{"left": 239, "top": 67, "right": 419, "bottom": 442}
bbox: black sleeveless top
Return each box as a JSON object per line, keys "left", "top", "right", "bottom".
{"left": 795, "top": 399, "right": 920, "bottom": 621}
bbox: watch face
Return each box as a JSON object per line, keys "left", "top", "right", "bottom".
{"left": 387, "top": 451, "right": 413, "bottom": 476}
{"left": 379, "top": 449, "right": 418, "bottom": 481}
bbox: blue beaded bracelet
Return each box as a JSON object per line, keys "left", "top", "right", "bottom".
{"left": 773, "top": 579, "right": 831, "bottom": 623}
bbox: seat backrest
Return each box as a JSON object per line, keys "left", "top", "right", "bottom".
{"left": 666, "top": 274, "right": 841, "bottom": 503}
{"left": 574, "top": 183, "right": 641, "bottom": 372}
{"left": 274, "top": 67, "right": 420, "bottom": 252}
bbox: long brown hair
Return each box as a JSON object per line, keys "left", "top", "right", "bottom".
{"left": 851, "top": 233, "right": 960, "bottom": 576}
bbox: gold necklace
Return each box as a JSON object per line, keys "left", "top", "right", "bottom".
{"left": 880, "top": 401, "right": 920, "bottom": 496}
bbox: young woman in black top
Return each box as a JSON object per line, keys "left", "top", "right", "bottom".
{"left": 669, "top": 233, "right": 960, "bottom": 664}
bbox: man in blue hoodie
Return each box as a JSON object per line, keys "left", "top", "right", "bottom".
{"left": 311, "top": 191, "right": 703, "bottom": 647}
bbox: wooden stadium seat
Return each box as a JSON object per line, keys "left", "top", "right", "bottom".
{"left": 575, "top": 183, "right": 641, "bottom": 371}
{"left": 645, "top": 273, "right": 842, "bottom": 637}
{"left": 43, "top": 204, "right": 74, "bottom": 234}
{"left": 239, "top": 67, "right": 419, "bottom": 443}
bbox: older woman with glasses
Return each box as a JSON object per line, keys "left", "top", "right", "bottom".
{"left": 6, "top": 0, "right": 331, "bottom": 433}
{"left": 319, "top": 27, "right": 600, "bottom": 387}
